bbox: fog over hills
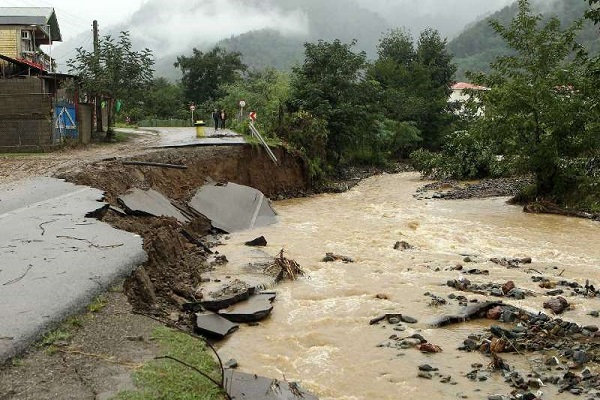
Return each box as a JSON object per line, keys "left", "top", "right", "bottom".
{"left": 55, "top": 0, "right": 518, "bottom": 77}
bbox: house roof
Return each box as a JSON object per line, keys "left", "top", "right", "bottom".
{"left": 451, "top": 82, "right": 489, "bottom": 91}
{"left": 0, "top": 52, "right": 46, "bottom": 73}
{"left": 0, "top": 7, "right": 62, "bottom": 42}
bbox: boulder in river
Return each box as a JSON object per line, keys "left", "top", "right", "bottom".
{"left": 322, "top": 252, "right": 354, "bottom": 263}
{"left": 543, "top": 296, "right": 570, "bottom": 314}
{"left": 245, "top": 236, "right": 268, "bottom": 247}
{"left": 393, "top": 241, "right": 413, "bottom": 250}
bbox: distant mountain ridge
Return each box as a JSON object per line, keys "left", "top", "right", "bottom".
{"left": 448, "top": 0, "right": 600, "bottom": 80}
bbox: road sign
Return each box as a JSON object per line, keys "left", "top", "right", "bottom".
{"left": 189, "top": 104, "right": 196, "bottom": 111}
{"left": 249, "top": 111, "right": 256, "bottom": 121}
{"left": 239, "top": 100, "right": 246, "bottom": 108}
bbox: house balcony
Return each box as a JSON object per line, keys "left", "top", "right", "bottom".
{"left": 19, "top": 50, "right": 52, "bottom": 72}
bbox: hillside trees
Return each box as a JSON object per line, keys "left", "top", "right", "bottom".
{"left": 135, "top": 78, "right": 186, "bottom": 121}
{"left": 219, "top": 68, "right": 290, "bottom": 134}
{"left": 175, "top": 46, "right": 246, "bottom": 108}
{"left": 369, "top": 28, "right": 456, "bottom": 151}
{"left": 476, "top": 0, "right": 597, "bottom": 198}
{"left": 414, "top": 0, "right": 600, "bottom": 208}
{"left": 288, "top": 39, "right": 379, "bottom": 167}
{"left": 586, "top": 0, "right": 600, "bottom": 24}
{"left": 68, "top": 31, "right": 154, "bottom": 140}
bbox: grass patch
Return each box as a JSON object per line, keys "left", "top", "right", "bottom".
{"left": 113, "top": 327, "right": 225, "bottom": 400}
{"left": 65, "top": 316, "right": 84, "bottom": 329}
{"left": 10, "top": 357, "right": 24, "bottom": 367}
{"left": 41, "top": 329, "right": 71, "bottom": 347}
{"left": 87, "top": 295, "right": 108, "bottom": 313}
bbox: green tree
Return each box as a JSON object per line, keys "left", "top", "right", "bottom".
{"left": 470, "top": 0, "right": 599, "bottom": 199}
{"left": 369, "top": 28, "right": 456, "bottom": 151}
{"left": 414, "top": 29, "right": 457, "bottom": 148}
{"left": 586, "top": 0, "right": 600, "bottom": 25}
{"left": 174, "top": 46, "right": 246, "bottom": 107}
{"left": 68, "top": 31, "right": 154, "bottom": 140}
{"left": 289, "top": 39, "right": 378, "bottom": 166}
{"left": 138, "top": 78, "right": 185, "bottom": 120}
{"left": 219, "top": 68, "right": 290, "bottom": 135}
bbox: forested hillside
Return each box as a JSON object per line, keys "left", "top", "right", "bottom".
{"left": 449, "top": 0, "right": 600, "bottom": 80}
{"left": 217, "top": 0, "right": 390, "bottom": 71}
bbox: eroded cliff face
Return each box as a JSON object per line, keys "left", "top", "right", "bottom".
{"left": 62, "top": 144, "right": 309, "bottom": 314}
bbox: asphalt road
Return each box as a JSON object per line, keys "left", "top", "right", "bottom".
{"left": 0, "top": 177, "right": 146, "bottom": 363}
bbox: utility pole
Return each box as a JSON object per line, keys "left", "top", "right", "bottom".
{"left": 93, "top": 20, "right": 103, "bottom": 133}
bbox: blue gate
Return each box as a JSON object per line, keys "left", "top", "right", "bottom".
{"left": 54, "top": 101, "right": 78, "bottom": 142}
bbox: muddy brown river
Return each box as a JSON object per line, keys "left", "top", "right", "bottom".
{"left": 216, "top": 172, "right": 600, "bottom": 399}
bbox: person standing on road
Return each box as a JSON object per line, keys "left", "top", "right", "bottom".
{"left": 220, "top": 109, "right": 227, "bottom": 129}
{"left": 212, "top": 108, "right": 220, "bottom": 131}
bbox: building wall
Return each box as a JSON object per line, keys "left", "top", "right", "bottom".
{"left": 0, "top": 77, "right": 54, "bottom": 151}
{"left": 0, "top": 25, "right": 19, "bottom": 57}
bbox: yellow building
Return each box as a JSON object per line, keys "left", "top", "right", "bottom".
{"left": 0, "top": 7, "right": 62, "bottom": 74}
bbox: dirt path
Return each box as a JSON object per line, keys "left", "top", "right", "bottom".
{"left": 0, "top": 130, "right": 160, "bottom": 185}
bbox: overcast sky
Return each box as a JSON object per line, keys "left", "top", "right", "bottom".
{"left": 0, "top": 0, "right": 144, "bottom": 43}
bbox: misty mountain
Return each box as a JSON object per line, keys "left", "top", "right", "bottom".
{"left": 54, "top": 0, "right": 520, "bottom": 79}
{"left": 449, "top": 0, "right": 600, "bottom": 80}
{"left": 352, "top": 0, "right": 514, "bottom": 38}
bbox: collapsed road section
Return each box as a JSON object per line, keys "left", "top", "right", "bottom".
{"left": 0, "top": 177, "right": 147, "bottom": 363}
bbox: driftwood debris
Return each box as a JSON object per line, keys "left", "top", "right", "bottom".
{"left": 264, "top": 249, "right": 305, "bottom": 282}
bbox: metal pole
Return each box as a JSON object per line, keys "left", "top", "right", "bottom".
{"left": 47, "top": 24, "right": 51, "bottom": 71}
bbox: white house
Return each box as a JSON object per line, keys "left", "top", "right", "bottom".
{"left": 449, "top": 82, "right": 489, "bottom": 116}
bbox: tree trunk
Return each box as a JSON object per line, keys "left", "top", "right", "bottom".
{"left": 95, "top": 95, "right": 103, "bottom": 133}
{"left": 105, "top": 98, "right": 115, "bottom": 142}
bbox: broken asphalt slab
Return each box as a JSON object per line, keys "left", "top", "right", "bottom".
{"left": 189, "top": 182, "right": 277, "bottom": 233}
{"left": 0, "top": 177, "right": 146, "bottom": 364}
{"left": 224, "top": 370, "right": 319, "bottom": 400}
{"left": 198, "top": 248, "right": 279, "bottom": 311}
{"left": 218, "top": 292, "right": 276, "bottom": 323}
{"left": 118, "top": 187, "right": 189, "bottom": 223}
{"left": 194, "top": 312, "right": 239, "bottom": 339}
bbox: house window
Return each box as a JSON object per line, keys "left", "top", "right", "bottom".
{"left": 21, "top": 30, "right": 34, "bottom": 53}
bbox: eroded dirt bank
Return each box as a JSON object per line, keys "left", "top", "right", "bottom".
{"left": 0, "top": 143, "right": 311, "bottom": 399}
{"left": 62, "top": 145, "right": 310, "bottom": 316}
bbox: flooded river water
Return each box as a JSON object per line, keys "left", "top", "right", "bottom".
{"left": 216, "top": 172, "right": 600, "bottom": 399}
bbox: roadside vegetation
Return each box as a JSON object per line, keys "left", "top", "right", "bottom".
{"left": 66, "top": 0, "right": 600, "bottom": 211}
{"left": 114, "top": 327, "right": 224, "bottom": 400}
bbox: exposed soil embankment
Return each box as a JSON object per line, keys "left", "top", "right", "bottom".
{"left": 62, "top": 145, "right": 309, "bottom": 204}
{"left": 60, "top": 144, "right": 310, "bottom": 319}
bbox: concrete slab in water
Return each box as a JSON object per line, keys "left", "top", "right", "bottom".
{"left": 0, "top": 177, "right": 146, "bottom": 363}
{"left": 224, "top": 370, "right": 319, "bottom": 400}
{"left": 219, "top": 293, "right": 275, "bottom": 323}
{"left": 188, "top": 182, "right": 277, "bottom": 233}
{"left": 194, "top": 312, "right": 239, "bottom": 339}
{"left": 198, "top": 248, "right": 278, "bottom": 311}
{"left": 118, "top": 188, "right": 189, "bottom": 223}
{"left": 199, "top": 279, "right": 254, "bottom": 312}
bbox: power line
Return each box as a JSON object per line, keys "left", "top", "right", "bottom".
{"left": 52, "top": 34, "right": 93, "bottom": 61}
